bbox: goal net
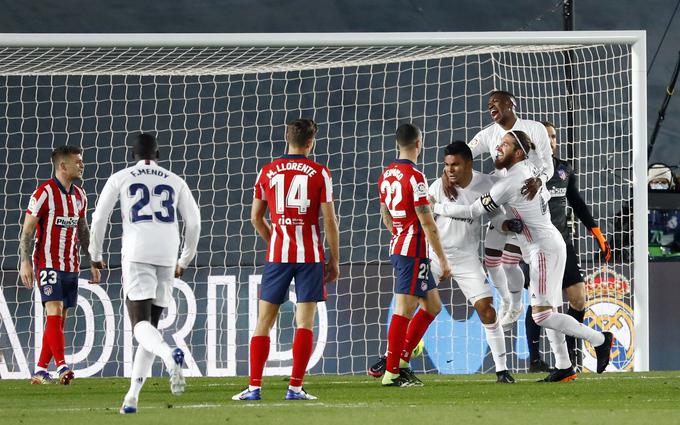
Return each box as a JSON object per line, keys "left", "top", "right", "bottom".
{"left": 0, "top": 32, "right": 647, "bottom": 378}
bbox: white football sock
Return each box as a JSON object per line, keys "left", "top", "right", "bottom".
{"left": 533, "top": 310, "right": 605, "bottom": 347}
{"left": 485, "top": 261, "right": 510, "bottom": 304}
{"left": 126, "top": 345, "right": 155, "bottom": 401}
{"left": 482, "top": 320, "right": 507, "bottom": 372}
{"left": 545, "top": 328, "right": 572, "bottom": 370}
{"left": 502, "top": 259, "right": 524, "bottom": 310}
{"left": 133, "top": 321, "right": 175, "bottom": 371}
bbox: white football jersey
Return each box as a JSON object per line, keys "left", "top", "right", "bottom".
{"left": 428, "top": 171, "right": 498, "bottom": 255}
{"left": 89, "top": 160, "right": 201, "bottom": 268}
{"left": 433, "top": 161, "right": 561, "bottom": 254}
{"left": 468, "top": 118, "right": 554, "bottom": 181}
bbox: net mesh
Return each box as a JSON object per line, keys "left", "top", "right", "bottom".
{"left": 0, "top": 40, "right": 634, "bottom": 378}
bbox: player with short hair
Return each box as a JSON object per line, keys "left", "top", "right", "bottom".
{"left": 433, "top": 130, "right": 614, "bottom": 382}
{"left": 89, "top": 133, "right": 201, "bottom": 413}
{"left": 369, "top": 141, "right": 518, "bottom": 383}
{"left": 232, "top": 118, "right": 339, "bottom": 401}
{"left": 468, "top": 91, "right": 554, "bottom": 327}
{"left": 525, "top": 121, "right": 612, "bottom": 373}
{"left": 377, "top": 123, "right": 451, "bottom": 387}
{"left": 20, "top": 145, "right": 100, "bottom": 385}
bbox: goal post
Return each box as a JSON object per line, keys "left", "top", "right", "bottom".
{"left": 0, "top": 31, "right": 648, "bottom": 377}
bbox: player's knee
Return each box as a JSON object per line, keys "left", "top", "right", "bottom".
{"left": 474, "top": 300, "right": 496, "bottom": 324}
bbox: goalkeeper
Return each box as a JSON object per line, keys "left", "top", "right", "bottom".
{"left": 525, "top": 121, "right": 612, "bottom": 373}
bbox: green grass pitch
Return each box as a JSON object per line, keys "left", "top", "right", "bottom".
{"left": 2, "top": 372, "right": 680, "bottom": 425}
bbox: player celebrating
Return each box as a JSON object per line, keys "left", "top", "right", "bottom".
{"left": 468, "top": 91, "right": 553, "bottom": 326}
{"left": 378, "top": 123, "right": 451, "bottom": 387}
{"left": 89, "top": 134, "right": 201, "bottom": 413}
{"left": 525, "top": 121, "right": 613, "bottom": 372}
{"left": 232, "top": 118, "right": 339, "bottom": 401}
{"left": 19, "top": 145, "right": 100, "bottom": 385}
{"left": 433, "top": 130, "right": 614, "bottom": 382}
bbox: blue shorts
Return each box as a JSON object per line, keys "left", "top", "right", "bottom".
{"left": 37, "top": 268, "right": 79, "bottom": 309}
{"left": 390, "top": 255, "right": 436, "bottom": 297}
{"left": 260, "top": 262, "right": 326, "bottom": 305}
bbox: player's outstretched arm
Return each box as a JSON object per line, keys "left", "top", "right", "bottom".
{"left": 250, "top": 198, "right": 271, "bottom": 243}
{"left": 176, "top": 182, "right": 202, "bottom": 277}
{"left": 19, "top": 214, "right": 39, "bottom": 289}
{"left": 321, "top": 201, "right": 340, "bottom": 283}
{"left": 415, "top": 204, "right": 451, "bottom": 282}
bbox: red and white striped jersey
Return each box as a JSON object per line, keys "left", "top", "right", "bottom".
{"left": 26, "top": 178, "right": 87, "bottom": 272}
{"left": 254, "top": 154, "right": 333, "bottom": 263}
{"left": 378, "top": 159, "right": 430, "bottom": 258}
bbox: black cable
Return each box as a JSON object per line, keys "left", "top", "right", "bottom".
{"left": 648, "top": 0, "right": 680, "bottom": 74}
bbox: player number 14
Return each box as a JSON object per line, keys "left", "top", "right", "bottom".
{"left": 271, "top": 174, "right": 311, "bottom": 214}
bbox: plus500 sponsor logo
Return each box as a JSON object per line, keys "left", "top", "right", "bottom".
{"left": 55, "top": 216, "right": 79, "bottom": 227}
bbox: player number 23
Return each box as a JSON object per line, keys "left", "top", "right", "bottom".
{"left": 129, "top": 183, "right": 176, "bottom": 223}
{"left": 39, "top": 270, "right": 57, "bottom": 284}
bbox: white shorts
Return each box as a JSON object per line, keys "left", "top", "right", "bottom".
{"left": 484, "top": 225, "right": 522, "bottom": 251}
{"left": 527, "top": 238, "right": 566, "bottom": 308}
{"left": 122, "top": 260, "right": 174, "bottom": 308}
{"left": 430, "top": 253, "right": 492, "bottom": 305}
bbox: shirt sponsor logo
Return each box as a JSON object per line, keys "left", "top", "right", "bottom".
{"left": 55, "top": 216, "right": 79, "bottom": 228}
{"left": 549, "top": 187, "right": 567, "bottom": 197}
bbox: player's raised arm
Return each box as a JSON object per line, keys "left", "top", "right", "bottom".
{"left": 176, "top": 181, "right": 202, "bottom": 277}
{"left": 89, "top": 176, "right": 120, "bottom": 269}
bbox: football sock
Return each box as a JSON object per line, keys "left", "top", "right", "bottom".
{"left": 45, "top": 315, "right": 66, "bottom": 368}
{"left": 386, "top": 314, "right": 410, "bottom": 375}
{"left": 249, "top": 335, "right": 270, "bottom": 387}
{"left": 533, "top": 309, "right": 605, "bottom": 347}
{"left": 483, "top": 319, "right": 508, "bottom": 372}
{"left": 525, "top": 306, "right": 542, "bottom": 362}
{"left": 289, "top": 328, "right": 314, "bottom": 387}
{"left": 485, "top": 257, "right": 510, "bottom": 304}
{"left": 126, "top": 346, "right": 155, "bottom": 401}
{"left": 566, "top": 306, "right": 586, "bottom": 363}
{"left": 37, "top": 327, "right": 53, "bottom": 369}
{"left": 132, "top": 321, "right": 175, "bottom": 371}
{"left": 545, "top": 328, "right": 572, "bottom": 370}
{"left": 400, "top": 309, "right": 435, "bottom": 364}
{"left": 382, "top": 370, "right": 399, "bottom": 385}
{"left": 288, "top": 385, "right": 302, "bottom": 393}
{"left": 501, "top": 253, "right": 524, "bottom": 310}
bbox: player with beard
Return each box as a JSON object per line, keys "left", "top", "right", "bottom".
{"left": 467, "top": 91, "right": 553, "bottom": 327}
{"left": 432, "top": 130, "right": 614, "bottom": 382}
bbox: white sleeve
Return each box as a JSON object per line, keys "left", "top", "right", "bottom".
{"left": 433, "top": 200, "right": 485, "bottom": 219}
{"left": 428, "top": 179, "right": 440, "bottom": 202}
{"left": 534, "top": 124, "right": 554, "bottom": 183}
{"left": 467, "top": 129, "right": 486, "bottom": 158}
{"left": 88, "top": 176, "right": 120, "bottom": 262}
{"left": 176, "top": 180, "right": 201, "bottom": 269}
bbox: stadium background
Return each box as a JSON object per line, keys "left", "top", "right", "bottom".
{"left": 0, "top": 1, "right": 677, "bottom": 376}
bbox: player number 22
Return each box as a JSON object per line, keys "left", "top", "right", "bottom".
{"left": 129, "top": 183, "right": 176, "bottom": 223}
{"left": 271, "top": 174, "right": 311, "bottom": 214}
{"left": 380, "top": 180, "right": 406, "bottom": 218}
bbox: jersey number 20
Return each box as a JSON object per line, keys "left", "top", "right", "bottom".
{"left": 129, "top": 183, "right": 175, "bottom": 223}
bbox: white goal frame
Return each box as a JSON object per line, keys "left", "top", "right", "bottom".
{"left": 0, "top": 31, "right": 648, "bottom": 372}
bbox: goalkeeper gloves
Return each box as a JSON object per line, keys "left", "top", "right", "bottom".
{"left": 590, "top": 227, "right": 612, "bottom": 262}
